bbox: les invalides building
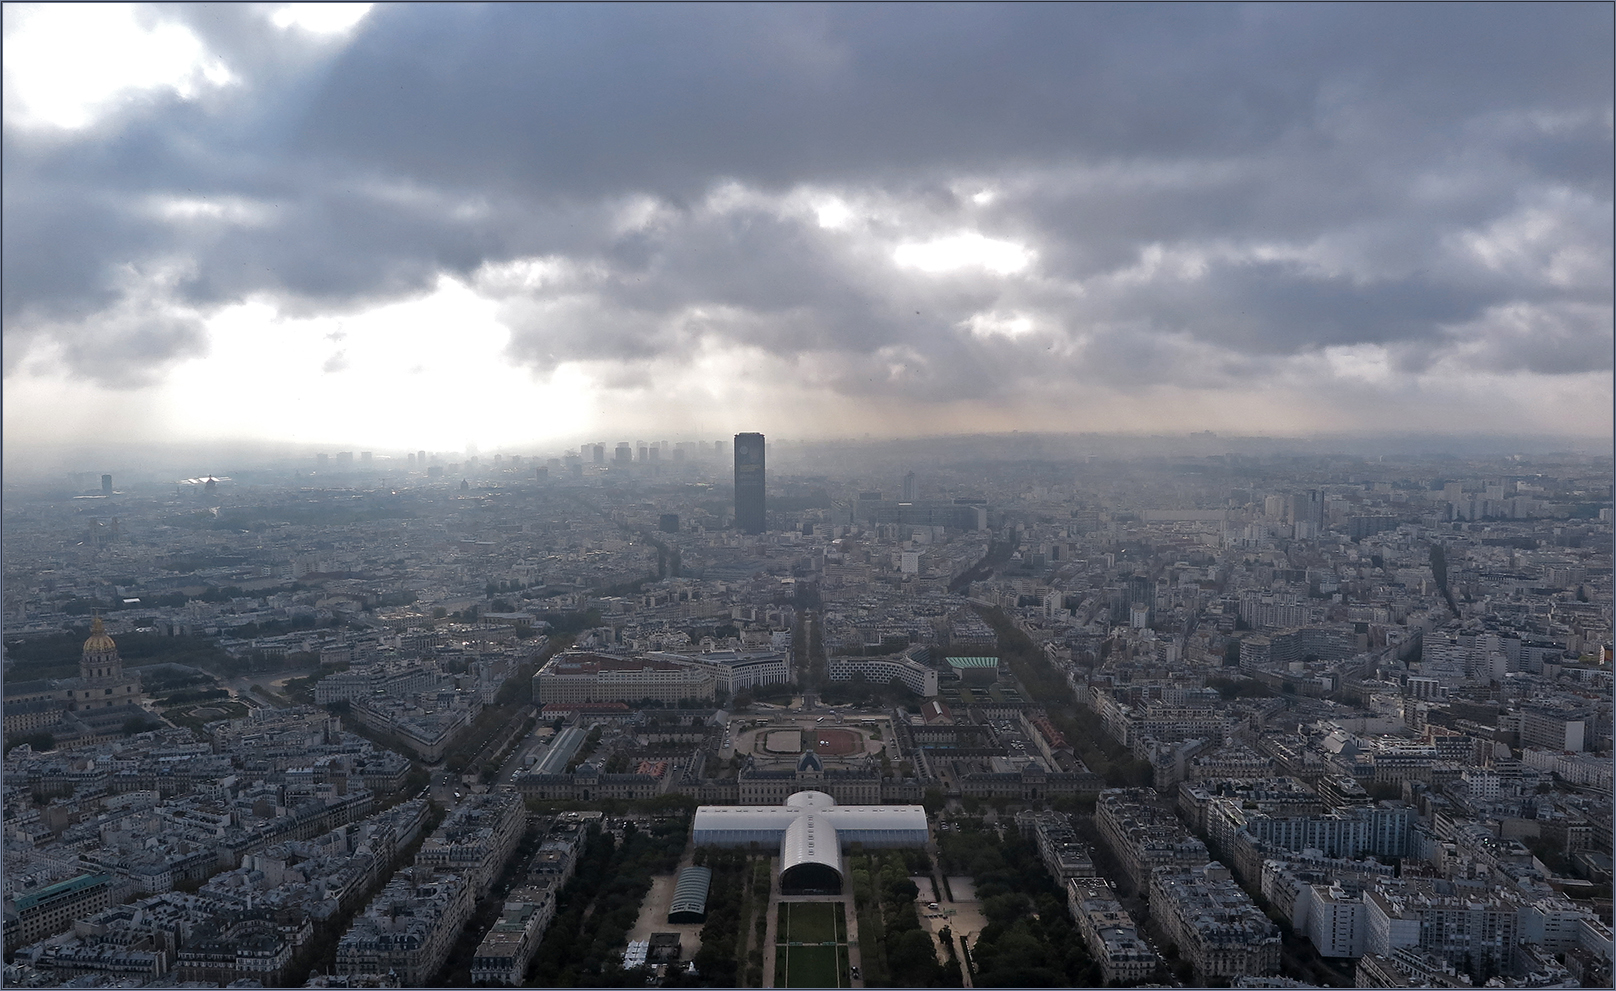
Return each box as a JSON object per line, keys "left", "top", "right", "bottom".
{"left": 3, "top": 617, "right": 151, "bottom": 748}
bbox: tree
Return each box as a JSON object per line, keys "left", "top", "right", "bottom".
{"left": 889, "top": 929, "right": 944, "bottom": 981}
{"left": 122, "top": 715, "right": 158, "bottom": 735}
{"left": 982, "top": 893, "right": 1029, "bottom": 926}
{"left": 6, "top": 732, "right": 54, "bottom": 754}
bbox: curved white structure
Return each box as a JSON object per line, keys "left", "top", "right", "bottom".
{"left": 693, "top": 778, "right": 930, "bottom": 895}
{"left": 781, "top": 812, "right": 842, "bottom": 894}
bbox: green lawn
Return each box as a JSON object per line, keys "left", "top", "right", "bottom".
{"left": 777, "top": 902, "right": 852, "bottom": 987}
{"left": 780, "top": 901, "right": 840, "bottom": 944}
{"left": 783, "top": 944, "right": 842, "bottom": 988}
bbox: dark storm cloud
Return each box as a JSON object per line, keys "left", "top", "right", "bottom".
{"left": 293, "top": 4, "right": 1611, "bottom": 195}
{"left": 1123, "top": 262, "right": 1502, "bottom": 354}
{"left": 3, "top": 2, "right": 1610, "bottom": 398}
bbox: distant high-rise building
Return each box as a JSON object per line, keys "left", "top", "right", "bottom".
{"left": 734, "top": 432, "right": 766, "bottom": 534}
{"left": 1287, "top": 490, "right": 1323, "bottom": 528}
{"left": 615, "top": 443, "right": 632, "bottom": 465}
{"left": 638, "top": 443, "right": 649, "bottom": 462}
{"left": 337, "top": 451, "right": 353, "bottom": 469}
{"left": 592, "top": 444, "right": 605, "bottom": 464}
{"left": 408, "top": 453, "right": 416, "bottom": 468}
{"left": 317, "top": 453, "right": 329, "bottom": 469}
{"left": 1127, "top": 575, "right": 1155, "bottom": 611}
{"left": 419, "top": 450, "right": 427, "bottom": 467}
{"left": 101, "top": 474, "right": 112, "bottom": 496}
{"left": 901, "top": 472, "right": 918, "bottom": 502}
{"left": 649, "top": 445, "right": 660, "bottom": 462}
{"left": 361, "top": 451, "right": 373, "bottom": 466}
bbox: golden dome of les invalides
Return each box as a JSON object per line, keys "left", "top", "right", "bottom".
{"left": 82, "top": 614, "right": 118, "bottom": 655}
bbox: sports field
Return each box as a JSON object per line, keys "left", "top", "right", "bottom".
{"left": 775, "top": 901, "right": 851, "bottom": 988}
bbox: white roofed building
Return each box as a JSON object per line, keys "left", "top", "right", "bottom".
{"left": 692, "top": 786, "right": 929, "bottom": 895}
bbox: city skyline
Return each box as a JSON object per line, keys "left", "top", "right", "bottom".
{"left": 3, "top": 3, "right": 1610, "bottom": 456}
{"left": 3, "top": 434, "right": 1609, "bottom": 987}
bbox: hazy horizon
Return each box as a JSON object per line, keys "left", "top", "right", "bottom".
{"left": 5, "top": 429, "right": 1611, "bottom": 491}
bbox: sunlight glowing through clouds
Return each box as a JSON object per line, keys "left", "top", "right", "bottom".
{"left": 3, "top": 3, "right": 235, "bottom": 130}
{"left": 268, "top": 3, "right": 374, "bottom": 36}
{"left": 814, "top": 199, "right": 854, "bottom": 229}
{"left": 160, "top": 278, "right": 596, "bottom": 450}
{"left": 963, "top": 311, "right": 1037, "bottom": 341}
{"left": 893, "top": 233, "right": 1034, "bottom": 275}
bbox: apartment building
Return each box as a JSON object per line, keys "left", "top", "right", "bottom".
{"left": 1095, "top": 789, "right": 1210, "bottom": 895}
{"left": 414, "top": 793, "right": 526, "bottom": 899}
{"left": 335, "top": 868, "right": 473, "bottom": 986}
{"left": 655, "top": 649, "right": 790, "bottom": 695}
{"left": 314, "top": 661, "right": 442, "bottom": 704}
{"left": 1016, "top": 810, "right": 1097, "bottom": 882}
{"left": 1150, "top": 863, "right": 1281, "bottom": 984}
{"left": 1303, "top": 882, "right": 1366, "bottom": 958}
{"left": 1066, "top": 876, "right": 1158, "bottom": 985}
{"left": 1362, "top": 877, "right": 1523, "bottom": 979}
{"left": 470, "top": 879, "right": 557, "bottom": 986}
{"left": 828, "top": 651, "right": 939, "bottom": 696}
{"left": 5, "top": 874, "right": 112, "bottom": 952}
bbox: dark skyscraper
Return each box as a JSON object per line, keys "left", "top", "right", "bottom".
{"left": 101, "top": 474, "right": 112, "bottom": 496}
{"left": 734, "top": 432, "right": 765, "bottom": 534}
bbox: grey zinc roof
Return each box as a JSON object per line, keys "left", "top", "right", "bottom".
{"left": 669, "top": 866, "right": 712, "bottom": 917}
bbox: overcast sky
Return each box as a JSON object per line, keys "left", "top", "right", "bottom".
{"left": 4, "top": 2, "right": 1611, "bottom": 455}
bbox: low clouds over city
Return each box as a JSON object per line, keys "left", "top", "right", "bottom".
{"left": 3, "top": 3, "right": 1610, "bottom": 449}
